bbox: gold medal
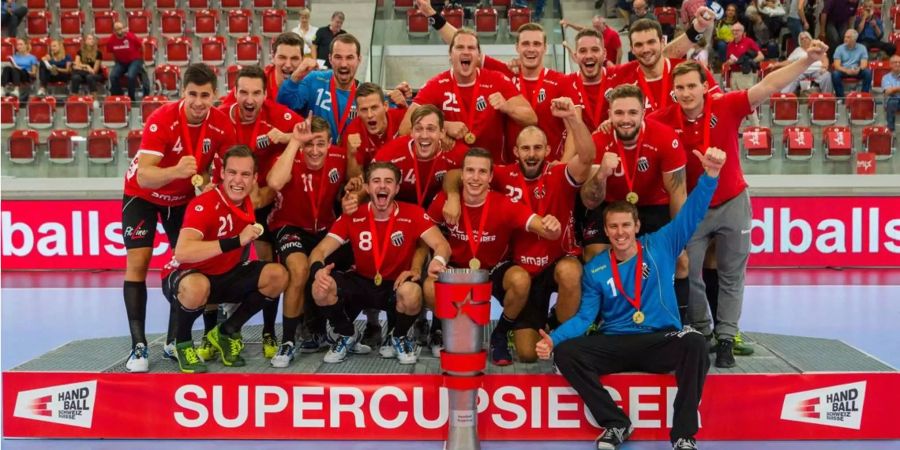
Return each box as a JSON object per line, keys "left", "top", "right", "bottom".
{"left": 632, "top": 310, "right": 645, "bottom": 324}
{"left": 374, "top": 273, "right": 383, "bottom": 286}
{"left": 252, "top": 223, "right": 264, "bottom": 235}
{"left": 191, "top": 174, "right": 204, "bottom": 188}
{"left": 464, "top": 132, "right": 476, "bottom": 145}
{"left": 469, "top": 258, "right": 481, "bottom": 270}
{"left": 625, "top": 191, "right": 639, "bottom": 204}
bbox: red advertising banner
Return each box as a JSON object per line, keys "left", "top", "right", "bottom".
{"left": 3, "top": 371, "right": 899, "bottom": 440}
{"left": 2, "top": 196, "right": 899, "bottom": 269}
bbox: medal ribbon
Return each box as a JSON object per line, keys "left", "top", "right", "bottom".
{"left": 636, "top": 59, "right": 671, "bottom": 111}
{"left": 450, "top": 69, "right": 482, "bottom": 136}
{"left": 577, "top": 74, "right": 603, "bottom": 129}
{"left": 367, "top": 202, "right": 399, "bottom": 278}
{"left": 217, "top": 186, "right": 256, "bottom": 225}
{"left": 329, "top": 74, "right": 357, "bottom": 137}
{"left": 461, "top": 194, "right": 491, "bottom": 262}
{"left": 305, "top": 158, "right": 331, "bottom": 232}
{"left": 519, "top": 68, "right": 546, "bottom": 109}
{"left": 675, "top": 94, "right": 712, "bottom": 153}
{"left": 614, "top": 128, "right": 645, "bottom": 198}
{"left": 179, "top": 102, "right": 211, "bottom": 163}
{"left": 516, "top": 164, "right": 548, "bottom": 216}
{"left": 233, "top": 105, "right": 265, "bottom": 153}
{"left": 609, "top": 241, "right": 643, "bottom": 312}
{"left": 267, "top": 68, "right": 279, "bottom": 102}
{"left": 409, "top": 140, "right": 439, "bottom": 207}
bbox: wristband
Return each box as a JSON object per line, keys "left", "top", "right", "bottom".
{"left": 686, "top": 25, "right": 703, "bottom": 43}
{"left": 219, "top": 236, "right": 241, "bottom": 253}
{"left": 433, "top": 255, "right": 448, "bottom": 266}
{"left": 310, "top": 261, "right": 325, "bottom": 281}
{"left": 430, "top": 13, "right": 447, "bottom": 30}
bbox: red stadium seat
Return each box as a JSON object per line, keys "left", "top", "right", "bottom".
{"left": 7, "top": 129, "right": 39, "bottom": 164}
{"left": 201, "top": 36, "right": 227, "bottom": 66}
{"left": 655, "top": 7, "right": 677, "bottom": 26}
{"left": 252, "top": 0, "right": 275, "bottom": 9}
{"left": 62, "top": 37, "right": 82, "bottom": 59}
{"left": 29, "top": 37, "right": 50, "bottom": 60}
{"left": 891, "top": 31, "right": 900, "bottom": 54}
{"left": 127, "top": 129, "right": 143, "bottom": 159}
{"left": 262, "top": 9, "right": 287, "bottom": 37}
{"left": 508, "top": 8, "right": 531, "bottom": 35}
{"left": 165, "top": 36, "right": 192, "bottom": 66}
{"left": 58, "top": 0, "right": 79, "bottom": 10}
{"left": 758, "top": 60, "right": 778, "bottom": 78}
{"left": 783, "top": 126, "right": 814, "bottom": 160}
{"left": 87, "top": 129, "right": 118, "bottom": 164}
{"left": 846, "top": 92, "right": 875, "bottom": 125}
{"left": 226, "top": 64, "right": 241, "bottom": 91}
{"left": 102, "top": 95, "right": 132, "bottom": 128}
{"left": 194, "top": 9, "right": 219, "bottom": 38}
{"left": 221, "top": 0, "right": 242, "bottom": 8}
{"left": 822, "top": 126, "right": 853, "bottom": 160}
{"left": 235, "top": 35, "right": 262, "bottom": 65}
{"left": 1, "top": 96, "right": 19, "bottom": 130}
{"left": 93, "top": 11, "right": 119, "bottom": 38}
{"left": 141, "top": 95, "right": 171, "bottom": 124}
{"left": 395, "top": 0, "right": 414, "bottom": 11}
{"left": 154, "top": 64, "right": 182, "bottom": 95}
{"left": 407, "top": 9, "right": 430, "bottom": 38}
{"left": 25, "top": 10, "right": 50, "bottom": 36}
{"left": 91, "top": 0, "right": 112, "bottom": 8}
{"left": 26, "top": 0, "right": 47, "bottom": 8}
{"left": 808, "top": 92, "right": 837, "bottom": 126}
{"left": 187, "top": 0, "right": 212, "bottom": 10}
{"left": 64, "top": 95, "right": 94, "bottom": 129}
{"left": 285, "top": 0, "right": 306, "bottom": 8}
{"left": 124, "top": 0, "right": 146, "bottom": 10}
{"left": 1, "top": 38, "right": 15, "bottom": 58}
{"left": 871, "top": 59, "right": 891, "bottom": 91}
{"left": 59, "top": 11, "right": 84, "bottom": 38}
{"left": 142, "top": 37, "right": 158, "bottom": 66}
{"left": 492, "top": 0, "right": 510, "bottom": 12}
{"left": 127, "top": 10, "right": 152, "bottom": 38}
{"left": 155, "top": 0, "right": 178, "bottom": 9}
{"left": 770, "top": 92, "right": 799, "bottom": 125}
{"left": 443, "top": 6, "right": 464, "bottom": 29}
{"left": 26, "top": 96, "right": 56, "bottom": 129}
{"left": 475, "top": 8, "right": 498, "bottom": 37}
{"left": 891, "top": 6, "right": 900, "bottom": 30}
{"left": 741, "top": 126, "right": 773, "bottom": 160}
{"left": 862, "top": 126, "right": 894, "bottom": 159}
{"left": 227, "top": 9, "right": 253, "bottom": 37}
{"left": 160, "top": 10, "right": 186, "bottom": 39}
{"left": 48, "top": 129, "right": 79, "bottom": 164}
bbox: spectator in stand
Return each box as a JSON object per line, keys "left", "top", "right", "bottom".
{"left": 786, "top": 0, "right": 803, "bottom": 43}
{"left": 832, "top": 28, "right": 872, "bottom": 97}
{"left": 853, "top": 1, "right": 895, "bottom": 57}
{"left": 71, "top": 33, "right": 103, "bottom": 96}
{"left": 687, "top": 35, "right": 709, "bottom": 66}
{"left": 725, "top": 23, "right": 764, "bottom": 90}
{"left": 881, "top": 55, "right": 900, "bottom": 132}
{"left": 0, "top": 0, "right": 26, "bottom": 38}
{"left": 798, "top": 0, "right": 816, "bottom": 37}
{"left": 107, "top": 21, "right": 150, "bottom": 101}
{"left": 715, "top": 4, "right": 745, "bottom": 67}
{"left": 771, "top": 31, "right": 834, "bottom": 93}
{"left": 617, "top": 0, "right": 634, "bottom": 33}
{"left": 292, "top": 8, "right": 318, "bottom": 60}
{"left": 819, "top": 0, "right": 858, "bottom": 58}
{"left": 560, "top": 16, "right": 623, "bottom": 65}
{"left": 746, "top": 0, "right": 785, "bottom": 37}
{"left": 313, "top": 11, "right": 346, "bottom": 68}
{"left": 746, "top": 10, "right": 774, "bottom": 56}
{"left": 37, "top": 39, "right": 72, "bottom": 96}
{"left": 1, "top": 38, "right": 37, "bottom": 99}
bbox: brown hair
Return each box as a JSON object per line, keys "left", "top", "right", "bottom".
{"left": 629, "top": 18, "right": 663, "bottom": 41}
{"left": 602, "top": 200, "right": 639, "bottom": 224}
{"left": 330, "top": 33, "right": 361, "bottom": 56}
{"left": 365, "top": 161, "right": 401, "bottom": 183}
{"left": 574, "top": 28, "right": 605, "bottom": 47}
{"left": 516, "top": 23, "right": 546, "bottom": 43}
{"left": 222, "top": 145, "right": 258, "bottom": 172}
{"left": 449, "top": 28, "right": 481, "bottom": 54}
{"left": 355, "top": 82, "right": 385, "bottom": 101}
{"left": 410, "top": 104, "right": 444, "bottom": 129}
{"left": 235, "top": 65, "right": 267, "bottom": 92}
{"left": 310, "top": 115, "right": 331, "bottom": 138}
{"left": 671, "top": 60, "right": 707, "bottom": 84}
{"left": 182, "top": 63, "right": 218, "bottom": 91}
{"left": 463, "top": 147, "right": 493, "bottom": 172}
{"left": 607, "top": 84, "right": 645, "bottom": 109}
{"left": 271, "top": 32, "right": 305, "bottom": 57}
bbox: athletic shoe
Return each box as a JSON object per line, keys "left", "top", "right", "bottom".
{"left": 125, "top": 343, "right": 149, "bottom": 373}
{"left": 429, "top": 328, "right": 443, "bottom": 358}
{"left": 361, "top": 322, "right": 383, "bottom": 348}
{"left": 732, "top": 331, "right": 755, "bottom": 356}
{"left": 380, "top": 336, "right": 418, "bottom": 365}
{"left": 594, "top": 425, "right": 633, "bottom": 450}
{"left": 379, "top": 335, "right": 395, "bottom": 358}
{"left": 547, "top": 305, "right": 561, "bottom": 331}
{"left": 196, "top": 336, "right": 217, "bottom": 362}
{"left": 715, "top": 339, "right": 736, "bottom": 368}
{"left": 323, "top": 333, "right": 371, "bottom": 364}
{"left": 299, "top": 333, "right": 329, "bottom": 353}
{"left": 414, "top": 317, "right": 429, "bottom": 347}
{"left": 175, "top": 341, "right": 207, "bottom": 374}
{"left": 490, "top": 332, "right": 513, "bottom": 366}
{"left": 271, "top": 341, "right": 296, "bottom": 368}
{"left": 262, "top": 333, "right": 278, "bottom": 359}
{"left": 672, "top": 437, "right": 699, "bottom": 450}
{"left": 162, "top": 341, "right": 177, "bottom": 361}
{"left": 207, "top": 325, "right": 246, "bottom": 367}
{"left": 221, "top": 303, "right": 238, "bottom": 319}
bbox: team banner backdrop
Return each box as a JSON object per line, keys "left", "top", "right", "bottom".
{"left": 2, "top": 196, "right": 899, "bottom": 269}
{"left": 3, "top": 372, "right": 898, "bottom": 440}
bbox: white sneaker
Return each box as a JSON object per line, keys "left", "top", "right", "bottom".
{"left": 379, "top": 335, "right": 395, "bottom": 359}
{"left": 323, "top": 333, "right": 371, "bottom": 364}
{"left": 386, "top": 336, "right": 418, "bottom": 365}
{"left": 429, "top": 329, "right": 443, "bottom": 358}
{"left": 125, "top": 343, "right": 149, "bottom": 373}
{"left": 162, "top": 341, "right": 177, "bottom": 361}
{"left": 271, "top": 341, "right": 296, "bottom": 368}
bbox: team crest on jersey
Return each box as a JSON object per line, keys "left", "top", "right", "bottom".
{"left": 256, "top": 134, "right": 271, "bottom": 149}
{"left": 710, "top": 114, "right": 719, "bottom": 128}
{"left": 533, "top": 185, "right": 547, "bottom": 200}
{"left": 349, "top": 105, "right": 358, "bottom": 120}
{"left": 390, "top": 231, "right": 405, "bottom": 247}
{"left": 475, "top": 96, "right": 487, "bottom": 112}
{"left": 328, "top": 168, "right": 340, "bottom": 184}
{"left": 637, "top": 156, "right": 650, "bottom": 172}
{"left": 202, "top": 138, "right": 212, "bottom": 154}
{"left": 538, "top": 88, "right": 546, "bottom": 103}
{"left": 641, "top": 262, "right": 649, "bottom": 279}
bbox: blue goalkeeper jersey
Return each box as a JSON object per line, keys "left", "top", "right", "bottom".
{"left": 276, "top": 69, "right": 358, "bottom": 143}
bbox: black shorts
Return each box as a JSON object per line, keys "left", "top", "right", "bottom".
{"left": 514, "top": 259, "right": 563, "bottom": 331}
{"left": 162, "top": 260, "right": 269, "bottom": 305}
{"left": 581, "top": 203, "right": 671, "bottom": 246}
{"left": 121, "top": 195, "right": 186, "bottom": 250}
{"left": 489, "top": 260, "right": 515, "bottom": 305}
{"left": 273, "top": 225, "right": 354, "bottom": 271}
{"left": 255, "top": 204, "right": 275, "bottom": 244}
{"left": 333, "top": 271, "right": 397, "bottom": 314}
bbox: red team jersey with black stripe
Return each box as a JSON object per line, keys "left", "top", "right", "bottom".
{"left": 648, "top": 91, "right": 752, "bottom": 206}
{"left": 373, "top": 136, "right": 469, "bottom": 207}
{"left": 427, "top": 191, "right": 536, "bottom": 270}
{"left": 161, "top": 187, "right": 255, "bottom": 278}
{"left": 414, "top": 69, "right": 520, "bottom": 163}
{"left": 492, "top": 163, "right": 581, "bottom": 275}
{"left": 340, "top": 107, "right": 406, "bottom": 169}
{"left": 592, "top": 118, "right": 686, "bottom": 206}
{"left": 125, "top": 101, "right": 236, "bottom": 207}
{"left": 268, "top": 146, "right": 348, "bottom": 233}
{"left": 327, "top": 202, "right": 435, "bottom": 281}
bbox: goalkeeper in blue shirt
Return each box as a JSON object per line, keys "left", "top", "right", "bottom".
{"left": 536, "top": 147, "right": 727, "bottom": 450}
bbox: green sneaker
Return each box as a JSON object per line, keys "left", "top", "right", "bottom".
{"left": 263, "top": 333, "right": 277, "bottom": 359}
{"left": 207, "top": 325, "right": 246, "bottom": 367}
{"left": 733, "top": 331, "right": 755, "bottom": 356}
{"left": 196, "top": 336, "right": 218, "bottom": 362}
{"left": 175, "top": 341, "right": 208, "bottom": 374}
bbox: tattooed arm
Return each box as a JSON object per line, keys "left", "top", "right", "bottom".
{"left": 662, "top": 167, "right": 688, "bottom": 219}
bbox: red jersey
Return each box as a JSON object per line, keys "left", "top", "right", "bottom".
{"left": 217, "top": 99, "right": 303, "bottom": 188}
{"left": 124, "top": 100, "right": 236, "bottom": 206}
{"left": 106, "top": 32, "right": 142, "bottom": 63}
{"left": 373, "top": 135, "right": 469, "bottom": 208}
{"left": 648, "top": 91, "right": 752, "bottom": 206}
{"left": 492, "top": 163, "right": 580, "bottom": 275}
{"left": 340, "top": 107, "right": 406, "bottom": 169}
{"left": 268, "top": 145, "right": 348, "bottom": 233}
{"left": 161, "top": 187, "right": 255, "bottom": 278}
{"left": 591, "top": 118, "right": 686, "bottom": 206}
{"left": 327, "top": 202, "right": 434, "bottom": 281}
{"left": 483, "top": 57, "right": 581, "bottom": 162}
{"left": 428, "top": 191, "right": 536, "bottom": 270}
{"left": 565, "top": 71, "right": 608, "bottom": 132}
{"left": 220, "top": 64, "right": 282, "bottom": 105}
{"left": 413, "top": 68, "right": 520, "bottom": 163}
{"left": 602, "top": 26, "right": 622, "bottom": 64}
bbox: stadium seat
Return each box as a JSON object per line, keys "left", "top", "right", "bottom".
{"left": 783, "top": 126, "right": 814, "bottom": 160}
{"left": 227, "top": 9, "right": 253, "bottom": 37}
{"left": 142, "top": 37, "right": 158, "bottom": 66}
{"left": 154, "top": 64, "right": 182, "bottom": 95}
{"left": 7, "top": 129, "right": 39, "bottom": 164}
{"left": 194, "top": 9, "right": 219, "bottom": 38}
{"left": 124, "top": 0, "right": 146, "bottom": 10}
{"left": 891, "top": 31, "right": 900, "bottom": 54}
{"left": 155, "top": 0, "right": 178, "bottom": 10}
{"left": 252, "top": 0, "right": 276, "bottom": 9}
{"left": 492, "top": 0, "right": 510, "bottom": 12}
{"left": 407, "top": 9, "right": 430, "bottom": 38}
{"left": 891, "top": 6, "right": 900, "bottom": 30}
{"left": 863, "top": 126, "right": 894, "bottom": 159}
{"left": 25, "top": 10, "right": 50, "bottom": 36}
{"left": 26, "top": 96, "right": 56, "bottom": 129}
{"left": 235, "top": 36, "right": 262, "bottom": 65}
{"left": 141, "top": 95, "right": 171, "bottom": 124}
{"left": 87, "top": 129, "right": 118, "bottom": 164}
{"left": 201, "top": 36, "right": 227, "bottom": 66}
{"left": 26, "top": 0, "right": 47, "bottom": 8}
{"left": 62, "top": 37, "right": 82, "bottom": 59}
{"left": 808, "top": 92, "right": 837, "bottom": 126}
{"left": 508, "top": 8, "right": 531, "bottom": 35}
{"left": 741, "top": 126, "right": 773, "bottom": 160}
{"left": 127, "top": 129, "right": 143, "bottom": 159}
{"left": 758, "top": 60, "right": 778, "bottom": 78}
{"left": 64, "top": 95, "right": 94, "bottom": 129}
{"left": 160, "top": 10, "right": 187, "bottom": 39}
{"left": 221, "top": 0, "right": 242, "bottom": 8}
{"left": 93, "top": 10, "right": 119, "bottom": 38}
{"left": 655, "top": 7, "right": 677, "bottom": 26}
{"left": 1, "top": 96, "right": 19, "bottom": 129}
{"left": 165, "top": 36, "right": 193, "bottom": 66}
{"left": 58, "top": 0, "right": 79, "bottom": 10}
{"left": 770, "top": 93, "right": 799, "bottom": 125}
{"left": 395, "top": 0, "right": 414, "bottom": 12}
{"left": 822, "top": 126, "right": 853, "bottom": 160}
{"left": 59, "top": 11, "right": 84, "bottom": 38}
{"left": 226, "top": 64, "right": 240, "bottom": 91}
{"left": 443, "top": 6, "right": 464, "bottom": 29}
{"left": 99, "top": 37, "right": 115, "bottom": 65}
{"left": 91, "top": 0, "right": 113, "bottom": 8}
{"left": 262, "top": 9, "right": 287, "bottom": 37}
{"left": 475, "top": 8, "right": 498, "bottom": 37}
{"left": 29, "top": 37, "right": 51, "bottom": 60}
{"left": 102, "top": 95, "right": 132, "bottom": 129}
{"left": 285, "top": 0, "right": 306, "bottom": 8}
{"left": 871, "top": 59, "right": 890, "bottom": 91}
{"left": 48, "top": 129, "right": 79, "bottom": 164}
{"left": 846, "top": 92, "right": 875, "bottom": 125}
{"left": 1, "top": 37, "right": 15, "bottom": 58}
{"left": 127, "top": 10, "right": 152, "bottom": 38}
{"left": 187, "top": 0, "right": 212, "bottom": 10}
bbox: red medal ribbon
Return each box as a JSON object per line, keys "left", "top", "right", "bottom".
{"left": 519, "top": 68, "right": 546, "bottom": 109}
{"left": 636, "top": 59, "right": 671, "bottom": 111}
{"left": 450, "top": 69, "right": 482, "bottom": 136}
{"left": 576, "top": 73, "right": 603, "bottom": 129}
{"left": 461, "top": 193, "right": 491, "bottom": 262}
{"left": 304, "top": 157, "right": 331, "bottom": 232}
{"left": 609, "top": 241, "right": 643, "bottom": 312}
{"left": 217, "top": 186, "right": 256, "bottom": 225}
{"left": 329, "top": 74, "right": 357, "bottom": 138}
{"left": 409, "top": 140, "right": 439, "bottom": 207}
{"left": 675, "top": 94, "right": 712, "bottom": 153}
{"left": 267, "top": 68, "right": 279, "bottom": 102}
{"left": 233, "top": 104, "right": 265, "bottom": 153}
{"left": 367, "top": 202, "right": 399, "bottom": 279}
{"left": 614, "top": 128, "right": 645, "bottom": 198}
{"left": 179, "top": 102, "right": 211, "bottom": 162}
{"left": 516, "top": 164, "right": 548, "bottom": 216}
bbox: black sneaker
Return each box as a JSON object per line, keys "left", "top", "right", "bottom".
{"left": 490, "top": 331, "right": 513, "bottom": 366}
{"left": 672, "top": 437, "right": 698, "bottom": 449}
{"left": 594, "top": 425, "right": 633, "bottom": 450}
{"left": 715, "top": 338, "right": 736, "bottom": 368}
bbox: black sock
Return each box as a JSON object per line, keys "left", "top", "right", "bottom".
{"left": 175, "top": 304, "right": 204, "bottom": 344}
{"left": 221, "top": 293, "right": 270, "bottom": 336}
{"left": 430, "top": 316, "right": 442, "bottom": 333}
{"left": 492, "top": 313, "right": 516, "bottom": 339}
{"left": 675, "top": 277, "right": 689, "bottom": 324}
{"left": 282, "top": 315, "right": 302, "bottom": 344}
{"left": 703, "top": 269, "right": 720, "bottom": 325}
{"left": 262, "top": 295, "right": 279, "bottom": 336}
{"left": 304, "top": 285, "right": 327, "bottom": 334}
{"left": 166, "top": 299, "right": 178, "bottom": 344}
{"left": 124, "top": 281, "right": 148, "bottom": 348}
{"left": 393, "top": 312, "right": 418, "bottom": 338}
{"left": 202, "top": 307, "right": 218, "bottom": 334}
{"left": 385, "top": 310, "right": 396, "bottom": 333}
{"left": 321, "top": 297, "right": 355, "bottom": 336}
